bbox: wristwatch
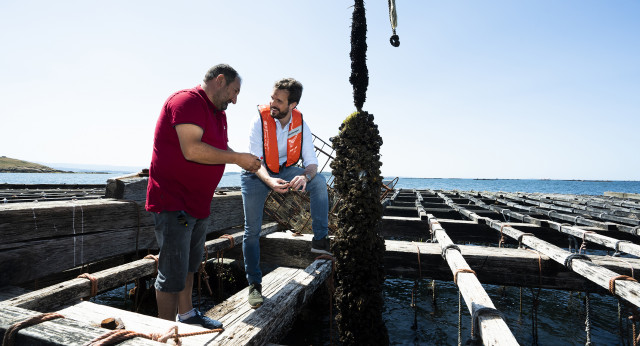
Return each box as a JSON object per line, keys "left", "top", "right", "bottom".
{"left": 305, "top": 173, "right": 313, "bottom": 182}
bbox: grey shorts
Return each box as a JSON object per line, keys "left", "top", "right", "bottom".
{"left": 153, "top": 210, "right": 208, "bottom": 292}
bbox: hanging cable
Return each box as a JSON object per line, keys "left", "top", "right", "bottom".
{"left": 585, "top": 293, "right": 592, "bottom": 346}
{"left": 387, "top": 0, "right": 400, "bottom": 47}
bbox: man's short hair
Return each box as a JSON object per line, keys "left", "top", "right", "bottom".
{"left": 204, "top": 64, "right": 241, "bottom": 85}
{"left": 274, "top": 78, "right": 303, "bottom": 105}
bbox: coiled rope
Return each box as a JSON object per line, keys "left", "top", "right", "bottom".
{"left": 2, "top": 313, "right": 65, "bottom": 346}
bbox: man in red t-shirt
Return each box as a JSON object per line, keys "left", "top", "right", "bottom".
{"left": 146, "top": 64, "right": 260, "bottom": 328}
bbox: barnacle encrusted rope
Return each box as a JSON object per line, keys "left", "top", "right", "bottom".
{"left": 387, "top": 0, "right": 400, "bottom": 47}
{"left": 2, "top": 313, "right": 65, "bottom": 346}
{"left": 77, "top": 273, "right": 99, "bottom": 297}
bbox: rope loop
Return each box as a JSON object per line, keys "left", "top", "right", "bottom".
{"left": 219, "top": 234, "right": 235, "bottom": 249}
{"left": 453, "top": 268, "right": 476, "bottom": 286}
{"left": 77, "top": 273, "right": 99, "bottom": 297}
{"left": 498, "top": 224, "right": 511, "bottom": 248}
{"left": 564, "top": 253, "right": 591, "bottom": 270}
{"left": 613, "top": 240, "right": 632, "bottom": 257}
{"left": 441, "top": 244, "right": 461, "bottom": 260}
{"left": 517, "top": 233, "right": 534, "bottom": 249}
{"left": 609, "top": 275, "right": 638, "bottom": 296}
{"left": 469, "top": 304, "right": 504, "bottom": 342}
{"left": 144, "top": 254, "right": 159, "bottom": 276}
{"left": 2, "top": 313, "right": 65, "bottom": 346}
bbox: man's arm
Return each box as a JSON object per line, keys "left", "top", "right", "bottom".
{"left": 175, "top": 124, "right": 260, "bottom": 172}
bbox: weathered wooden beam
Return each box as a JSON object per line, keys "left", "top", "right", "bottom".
{"left": 0, "top": 305, "right": 160, "bottom": 345}
{"left": 205, "top": 259, "right": 333, "bottom": 345}
{"left": 426, "top": 213, "right": 518, "bottom": 345}
{"left": 2, "top": 223, "right": 278, "bottom": 311}
{"left": 258, "top": 232, "right": 634, "bottom": 292}
{"left": 0, "top": 189, "right": 246, "bottom": 286}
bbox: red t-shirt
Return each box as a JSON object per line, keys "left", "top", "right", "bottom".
{"left": 145, "top": 85, "right": 228, "bottom": 219}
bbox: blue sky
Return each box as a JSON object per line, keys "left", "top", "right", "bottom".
{"left": 1, "top": 1, "right": 638, "bottom": 180}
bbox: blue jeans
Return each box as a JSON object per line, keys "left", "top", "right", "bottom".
{"left": 241, "top": 166, "right": 329, "bottom": 285}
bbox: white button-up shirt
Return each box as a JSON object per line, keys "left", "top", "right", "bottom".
{"left": 248, "top": 112, "right": 318, "bottom": 168}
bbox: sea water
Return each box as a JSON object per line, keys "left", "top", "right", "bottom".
{"left": 3, "top": 172, "right": 639, "bottom": 344}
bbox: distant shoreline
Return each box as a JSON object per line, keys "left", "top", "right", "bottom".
{"left": 0, "top": 169, "right": 111, "bottom": 174}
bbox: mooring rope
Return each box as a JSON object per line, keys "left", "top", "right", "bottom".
{"left": 609, "top": 275, "right": 638, "bottom": 296}
{"left": 77, "top": 273, "right": 99, "bottom": 298}
{"left": 2, "top": 313, "right": 65, "bottom": 346}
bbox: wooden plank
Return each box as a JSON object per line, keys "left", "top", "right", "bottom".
{"left": 57, "top": 301, "right": 218, "bottom": 345}
{"left": 204, "top": 259, "right": 333, "bottom": 345}
{"left": 2, "top": 223, "right": 279, "bottom": 311}
{"left": 426, "top": 214, "right": 517, "bottom": 344}
{"left": 0, "top": 305, "right": 160, "bottom": 345}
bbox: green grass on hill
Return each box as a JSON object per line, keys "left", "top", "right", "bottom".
{"left": 0, "top": 156, "right": 65, "bottom": 173}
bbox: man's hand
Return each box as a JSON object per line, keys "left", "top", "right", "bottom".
{"left": 235, "top": 153, "right": 261, "bottom": 173}
{"left": 289, "top": 175, "right": 308, "bottom": 192}
{"left": 268, "top": 178, "right": 291, "bottom": 193}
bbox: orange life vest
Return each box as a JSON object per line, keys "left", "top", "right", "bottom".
{"left": 258, "top": 104, "right": 303, "bottom": 174}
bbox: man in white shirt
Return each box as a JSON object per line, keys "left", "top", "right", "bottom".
{"left": 241, "top": 78, "right": 331, "bottom": 308}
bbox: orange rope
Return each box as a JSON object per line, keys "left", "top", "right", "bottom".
{"left": 219, "top": 234, "right": 235, "bottom": 249}
{"left": 453, "top": 268, "right": 476, "bottom": 286}
{"left": 77, "top": 273, "right": 98, "bottom": 297}
{"left": 609, "top": 275, "right": 637, "bottom": 296}
{"left": 144, "top": 254, "right": 159, "bottom": 276}
{"left": 86, "top": 325, "right": 224, "bottom": 346}
{"left": 2, "top": 313, "right": 65, "bottom": 346}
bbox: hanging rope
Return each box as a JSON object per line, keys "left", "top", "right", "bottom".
{"left": 458, "top": 289, "right": 462, "bottom": 346}
{"left": 411, "top": 244, "right": 422, "bottom": 330}
{"left": 387, "top": 0, "right": 400, "bottom": 47}
{"left": 585, "top": 293, "right": 592, "bottom": 346}
{"left": 528, "top": 249, "right": 543, "bottom": 345}
{"left": 579, "top": 231, "right": 596, "bottom": 254}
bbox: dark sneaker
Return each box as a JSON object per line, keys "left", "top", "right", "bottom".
{"left": 311, "top": 237, "right": 332, "bottom": 255}
{"left": 179, "top": 310, "right": 223, "bottom": 329}
{"left": 248, "top": 283, "right": 264, "bottom": 309}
